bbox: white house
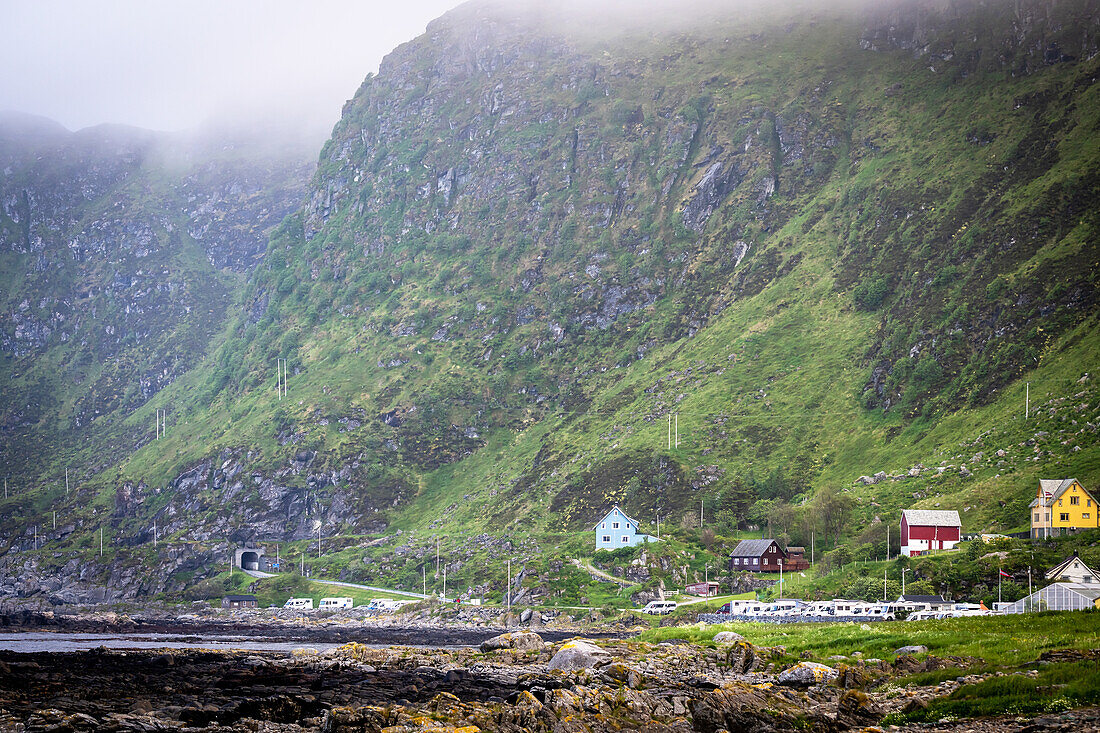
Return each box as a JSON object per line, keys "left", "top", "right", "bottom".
{"left": 594, "top": 506, "right": 657, "bottom": 550}
{"left": 1046, "top": 553, "right": 1100, "bottom": 584}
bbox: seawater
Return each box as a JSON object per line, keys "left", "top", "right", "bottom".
{"left": 0, "top": 632, "right": 347, "bottom": 654}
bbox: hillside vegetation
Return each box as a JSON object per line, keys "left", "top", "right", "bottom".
{"left": 1, "top": 0, "right": 1098, "bottom": 602}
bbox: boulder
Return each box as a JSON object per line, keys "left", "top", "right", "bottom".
{"left": 479, "top": 631, "right": 544, "bottom": 653}
{"left": 547, "top": 640, "right": 611, "bottom": 671}
{"left": 712, "top": 631, "right": 745, "bottom": 644}
{"left": 777, "top": 661, "right": 838, "bottom": 686}
{"left": 894, "top": 645, "right": 928, "bottom": 655}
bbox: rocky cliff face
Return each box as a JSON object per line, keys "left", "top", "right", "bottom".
{"left": 2, "top": 0, "right": 1099, "bottom": 602}
{"left": 0, "top": 113, "right": 313, "bottom": 481}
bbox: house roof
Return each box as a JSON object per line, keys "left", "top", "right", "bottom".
{"left": 1046, "top": 554, "right": 1100, "bottom": 581}
{"left": 730, "top": 539, "right": 783, "bottom": 557}
{"left": 593, "top": 505, "right": 639, "bottom": 530}
{"left": 1029, "top": 478, "right": 1086, "bottom": 508}
{"left": 224, "top": 595, "right": 257, "bottom": 601}
{"left": 899, "top": 594, "right": 948, "bottom": 604}
{"left": 902, "top": 509, "right": 961, "bottom": 527}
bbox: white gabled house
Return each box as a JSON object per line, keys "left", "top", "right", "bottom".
{"left": 594, "top": 505, "right": 658, "bottom": 550}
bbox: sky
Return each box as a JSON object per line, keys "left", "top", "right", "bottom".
{"left": 0, "top": 0, "right": 466, "bottom": 139}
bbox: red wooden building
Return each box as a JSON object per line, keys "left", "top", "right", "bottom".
{"left": 900, "top": 509, "right": 961, "bottom": 556}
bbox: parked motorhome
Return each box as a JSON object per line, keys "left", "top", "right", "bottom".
{"left": 641, "top": 600, "right": 678, "bottom": 615}
{"left": 283, "top": 597, "right": 314, "bottom": 610}
{"left": 319, "top": 597, "right": 353, "bottom": 610}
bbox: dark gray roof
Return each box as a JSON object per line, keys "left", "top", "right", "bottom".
{"left": 730, "top": 539, "right": 782, "bottom": 557}
{"left": 224, "top": 595, "right": 257, "bottom": 601}
{"left": 899, "top": 594, "right": 948, "bottom": 605}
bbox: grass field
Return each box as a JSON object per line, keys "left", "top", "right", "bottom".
{"left": 640, "top": 610, "right": 1100, "bottom": 721}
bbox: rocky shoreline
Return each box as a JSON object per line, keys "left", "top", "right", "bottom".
{"left": 1, "top": 625, "right": 1097, "bottom": 732}
{"left": 0, "top": 608, "right": 624, "bottom": 647}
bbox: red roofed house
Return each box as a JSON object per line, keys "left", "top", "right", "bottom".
{"left": 900, "top": 509, "right": 961, "bottom": 557}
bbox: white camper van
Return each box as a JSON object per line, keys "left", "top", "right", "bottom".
{"left": 283, "top": 597, "right": 314, "bottom": 610}
{"left": 641, "top": 600, "right": 678, "bottom": 615}
{"left": 319, "top": 597, "right": 353, "bottom": 610}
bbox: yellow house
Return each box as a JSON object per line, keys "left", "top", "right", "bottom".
{"left": 1030, "top": 479, "right": 1100, "bottom": 539}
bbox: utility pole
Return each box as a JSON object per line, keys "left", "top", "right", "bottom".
{"left": 884, "top": 566, "right": 888, "bottom": 602}
{"left": 1027, "top": 567, "right": 1033, "bottom": 612}
{"left": 778, "top": 558, "right": 783, "bottom": 598}
{"left": 301, "top": 552, "right": 305, "bottom": 576}
{"left": 902, "top": 567, "right": 908, "bottom": 597}
{"left": 317, "top": 524, "right": 321, "bottom": 559}
{"left": 99, "top": 527, "right": 103, "bottom": 557}
{"left": 507, "top": 558, "right": 511, "bottom": 611}
{"left": 276, "top": 358, "right": 288, "bottom": 399}
{"left": 443, "top": 564, "right": 447, "bottom": 602}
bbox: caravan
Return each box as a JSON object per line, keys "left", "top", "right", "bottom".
{"left": 319, "top": 597, "right": 354, "bottom": 610}
{"left": 282, "top": 597, "right": 314, "bottom": 610}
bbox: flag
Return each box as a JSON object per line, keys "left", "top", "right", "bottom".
{"left": 999, "top": 569, "right": 1011, "bottom": 578}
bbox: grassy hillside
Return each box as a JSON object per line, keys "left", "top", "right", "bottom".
{"left": 2, "top": 0, "right": 1098, "bottom": 601}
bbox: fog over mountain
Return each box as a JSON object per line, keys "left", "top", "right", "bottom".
{"left": 0, "top": 0, "right": 461, "bottom": 142}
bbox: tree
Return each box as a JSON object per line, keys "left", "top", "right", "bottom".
{"left": 813, "top": 485, "right": 856, "bottom": 546}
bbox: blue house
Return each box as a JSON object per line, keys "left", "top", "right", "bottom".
{"left": 594, "top": 506, "right": 658, "bottom": 550}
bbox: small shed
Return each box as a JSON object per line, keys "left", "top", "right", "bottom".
{"left": 222, "top": 595, "right": 258, "bottom": 609}
{"left": 684, "top": 581, "right": 720, "bottom": 597}
{"left": 784, "top": 546, "right": 810, "bottom": 571}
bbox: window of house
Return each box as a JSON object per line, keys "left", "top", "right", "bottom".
{"left": 621, "top": 536, "right": 629, "bottom": 543}
{"left": 602, "top": 535, "right": 611, "bottom": 543}
{"left": 601, "top": 522, "right": 606, "bottom": 529}
{"left": 1083, "top": 513, "right": 1091, "bottom": 520}
{"left": 612, "top": 522, "right": 619, "bottom": 529}
{"left": 1060, "top": 513, "right": 1070, "bottom": 522}
{"left": 1071, "top": 496, "right": 1079, "bottom": 505}
{"left": 763, "top": 558, "right": 768, "bottom": 566}
{"left": 1034, "top": 513, "right": 1040, "bottom": 522}
{"left": 734, "top": 558, "right": 740, "bottom": 565}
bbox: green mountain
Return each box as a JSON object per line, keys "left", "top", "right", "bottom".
{"left": 2, "top": 0, "right": 1099, "bottom": 600}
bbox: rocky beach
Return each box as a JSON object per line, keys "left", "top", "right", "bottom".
{"left": 0, "top": 615, "right": 1097, "bottom": 732}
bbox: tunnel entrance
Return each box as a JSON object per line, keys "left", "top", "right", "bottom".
{"left": 234, "top": 547, "right": 266, "bottom": 571}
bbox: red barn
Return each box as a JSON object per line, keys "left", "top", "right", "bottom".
{"left": 901, "top": 509, "right": 961, "bottom": 556}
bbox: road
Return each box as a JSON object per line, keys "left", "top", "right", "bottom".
{"left": 240, "top": 569, "right": 427, "bottom": 599}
